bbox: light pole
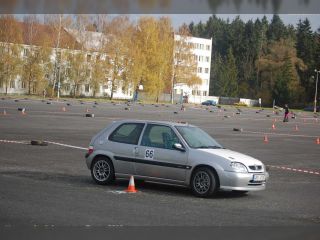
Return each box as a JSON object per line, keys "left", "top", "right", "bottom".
{"left": 171, "top": 59, "right": 181, "bottom": 104}
{"left": 171, "top": 68, "right": 174, "bottom": 104}
{"left": 57, "top": 65, "right": 61, "bottom": 100}
{"left": 314, "top": 69, "right": 319, "bottom": 113}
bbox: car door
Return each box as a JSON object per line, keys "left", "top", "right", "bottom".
{"left": 108, "top": 122, "right": 145, "bottom": 175}
{"left": 134, "top": 124, "right": 189, "bottom": 182}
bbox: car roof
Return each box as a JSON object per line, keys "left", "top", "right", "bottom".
{"left": 114, "top": 119, "right": 195, "bottom": 127}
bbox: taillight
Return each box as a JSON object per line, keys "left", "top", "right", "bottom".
{"left": 88, "top": 146, "right": 94, "bottom": 155}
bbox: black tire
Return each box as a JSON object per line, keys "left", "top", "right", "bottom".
{"left": 190, "top": 167, "right": 219, "bottom": 198}
{"left": 90, "top": 156, "right": 115, "bottom": 185}
{"left": 31, "top": 140, "right": 48, "bottom": 146}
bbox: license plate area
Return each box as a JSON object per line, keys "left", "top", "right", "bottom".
{"left": 251, "top": 174, "right": 266, "bottom": 182}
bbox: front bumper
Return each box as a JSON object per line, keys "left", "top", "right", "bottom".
{"left": 219, "top": 171, "right": 269, "bottom": 191}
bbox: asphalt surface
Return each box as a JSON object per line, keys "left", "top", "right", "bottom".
{"left": 0, "top": 97, "right": 319, "bottom": 226}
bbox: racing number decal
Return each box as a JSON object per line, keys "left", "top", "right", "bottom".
{"left": 145, "top": 149, "right": 154, "bottom": 160}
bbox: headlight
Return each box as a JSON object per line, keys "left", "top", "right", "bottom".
{"left": 230, "top": 162, "right": 248, "bottom": 173}
{"left": 263, "top": 164, "right": 269, "bottom": 172}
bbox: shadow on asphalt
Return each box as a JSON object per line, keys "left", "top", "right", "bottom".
{"left": 0, "top": 170, "right": 249, "bottom": 199}
{"left": 133, "top": 180, "right": 249, "bottom": 199}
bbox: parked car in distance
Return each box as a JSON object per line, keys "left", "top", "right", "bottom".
{"left": 85, "top": 120, "right": 269, "bottom": 198}
{"left": 304, "top": 106, "right": 320, "bottom": 112}
{"left": 201, "top": 100, "right": 216, "bottom": 106}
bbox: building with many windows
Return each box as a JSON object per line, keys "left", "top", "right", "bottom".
{"left": 0, "top": 20, "right": 213, "bottom": 103}
{"left": 173, "top": 35, "right": 212, "bottom": 103}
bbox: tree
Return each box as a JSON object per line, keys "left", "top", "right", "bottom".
{"left": 210, "top": 53, "right": 223, "bottom": 96}
{"left": 256, "top": 39, "right": 306, "bottom": 105}
{"left": 44, "top": 14, "right": 72, "bottom": 97}
{"left": 267, "top": 15, "right": 288, "bottom": 41}
{"left": 103, "top": 16, "right": 133, "bottom": 100}
{"left": 134, "top": 17, "right": 165, "bottom": 100}
{"left": 0, "top": 15, "right": 23, "bottom": 95}
{"left": 22, "top": 15, "right": 53, "bottom": 95}
{"left": 296, "top": 19, "right": 317, "bottom": 102}
{"left": 91, "top": 55, "right": 109, "bottom": 97}
{"left": 155, "top": 17, "right": 175, "bottom": 101}
{"left": 88, "top": 15, "right": 110, "bottom": 98}
{"left": 211, "top": 49, "right": 238, "bottom": 97}
{"left": 128, "top": 16, "right": 174, "bottom": 102}
{"left": 67, "top": 51, "right": 87, "bottom": 97}
{"left": 224, "top": 48, "right": 238, "bottom": 97}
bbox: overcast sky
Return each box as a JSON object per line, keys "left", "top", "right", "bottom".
{"left": 15, "top": 14, "right": 320, "bottom": 32}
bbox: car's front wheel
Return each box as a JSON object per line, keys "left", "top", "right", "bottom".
{"left": 91, "top": 156, "right": 115, "bottom": 185}
{"left": 191, "top": 167, "right": 219, "bottom": 198}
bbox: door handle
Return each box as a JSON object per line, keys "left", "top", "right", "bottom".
{"left": 133, "top": 147, "right": 139, "bottom": 156}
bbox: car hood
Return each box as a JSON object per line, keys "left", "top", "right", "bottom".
{"left": 198, "top": 148, "right": 262, "bottom": 166}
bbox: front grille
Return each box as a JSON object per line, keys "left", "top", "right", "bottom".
{"left": 248, "top": 165, "right": 262, "bottom": 171}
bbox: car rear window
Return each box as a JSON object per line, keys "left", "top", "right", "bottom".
{"left": 109, "top": 123, "right": 144, "bottom": 145}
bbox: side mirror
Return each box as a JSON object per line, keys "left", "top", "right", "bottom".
{"left": 173, "top": 143, "right": 185, "bottom": 152}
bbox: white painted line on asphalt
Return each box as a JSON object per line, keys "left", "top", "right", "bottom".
{"left": 108, "top": 190, "right": 127, "bottom": 194}
{"left": 242, "top": 130, "right": 319, "bottom": 138}
{"left": 0, "top": 139, "right": 29, "bottom": 144}
{"left": 46, "top": 141, "right": 87, "bottom": 150}
{"left": 267, "top": 165, "right": 320, "bottom": 176}
{"left": 0, "top": 139, "right": 87, "bottom": 150}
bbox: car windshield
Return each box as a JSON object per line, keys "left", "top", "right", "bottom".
{"left": 175, "top": 126, "right": 223, "bottom": 149}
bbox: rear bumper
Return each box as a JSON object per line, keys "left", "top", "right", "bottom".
{"left": 85, "top": 154, "right": 94, "bottom": 169}
{"left": 220, "top": 171, "right": 269, "bottom": 191}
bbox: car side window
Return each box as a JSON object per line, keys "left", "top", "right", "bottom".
{"left": 109, "top": 123, "right": 144, "bottom": 145}
{"left": 141, "top": 124, "right": 181, "bottom": 150}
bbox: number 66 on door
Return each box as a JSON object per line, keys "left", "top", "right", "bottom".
{"left": 145, "top": 149, "right": 154, "bottom": 160}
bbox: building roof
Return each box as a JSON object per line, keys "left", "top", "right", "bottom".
{"left": 64, "top": 28, "right": 109, "bottom": 51}
{"left": 0, "top": 19, "right": 83, "bottom": 50}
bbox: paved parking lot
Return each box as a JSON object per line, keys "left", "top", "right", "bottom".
{"left": 0, "top": 97, "right": 319, "bottom": 226}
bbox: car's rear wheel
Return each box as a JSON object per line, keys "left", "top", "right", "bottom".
{"left": 191, "top": 167, "right": 218, "bottom": 198}
{"left": 91, "top": 157, "right": 114, "bottom": 185}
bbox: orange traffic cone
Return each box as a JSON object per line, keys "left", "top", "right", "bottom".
{"left": 62, "top": 107, "right": 66, "bottom": 112}
{"left": 294, "top": 125, "right": 299, "bottom": 131}
{"left": 316, "top": 138, "right": 320, "bottom": 145}
{"left": 3, "top": 109, "right": 7, "bottom": 115}
{"left": 264, "top": 135, "right": 269, "bottom": 143}
{"left": 126, "top": 176, "right": 137, "bottom": 193}
{"left": 272, "top": 123, "right": 276, "bottom": 130}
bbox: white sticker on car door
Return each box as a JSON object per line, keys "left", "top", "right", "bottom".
{"left": 145, "top": 149, "right": 154, "bottom": 160}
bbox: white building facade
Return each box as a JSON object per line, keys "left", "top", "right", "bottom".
{"left": 1, "top": 26, "right": 212, "bottom": 103}
{"left": 173, "top": 35, "right": 213, "bottom": 104}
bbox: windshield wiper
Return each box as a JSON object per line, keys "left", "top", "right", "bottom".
{"left": 196, "top": 145, "right": 222, "bottom": 149}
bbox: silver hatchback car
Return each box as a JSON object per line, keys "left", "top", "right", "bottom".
{"left": 85, "top": 120, "right": 269, "bottom": 197}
